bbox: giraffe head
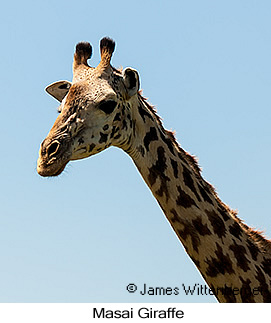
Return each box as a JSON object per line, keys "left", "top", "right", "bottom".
{"left": 37, "top": 37, "right": 140, "bottom": 176}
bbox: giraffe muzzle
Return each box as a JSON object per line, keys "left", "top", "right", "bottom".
{"left": 37, "top": 138, "right": 71, "bottom": 177}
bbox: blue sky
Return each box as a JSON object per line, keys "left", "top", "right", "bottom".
{"left": 0, "top": 0, "right": 270, "bottom": 302}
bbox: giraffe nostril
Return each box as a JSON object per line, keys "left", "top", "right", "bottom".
{"left": 47, "top": 141, "right": 60, "bottom": 158}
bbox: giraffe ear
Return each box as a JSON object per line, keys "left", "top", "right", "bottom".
{"left": 123, "top": 68, "right": 140, "bottom": 98}
{"left": 45, "top": 81, "right": 72, "bottom": 102}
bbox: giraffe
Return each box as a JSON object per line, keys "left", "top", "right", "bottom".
{"left": 37, "top": 37, "right": 271, "bottom": 302}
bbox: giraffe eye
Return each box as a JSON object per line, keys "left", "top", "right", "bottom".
{"left": 98, "top": 100, "right": 117, "bottom": 114}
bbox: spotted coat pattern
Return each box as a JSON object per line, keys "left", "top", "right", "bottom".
{"left": 37, "top": 37, "right": 271, "bottom": 303}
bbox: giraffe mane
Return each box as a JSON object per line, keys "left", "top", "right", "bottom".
{"left": 138, "top": 91, "right": 271, "bottom": 254}
{"left": 232, "top": 213, "right": 271, "bottom": 253}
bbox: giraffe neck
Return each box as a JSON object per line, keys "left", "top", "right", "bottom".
{"left": 121, "top": 94, "right": 271, "bottom": 303}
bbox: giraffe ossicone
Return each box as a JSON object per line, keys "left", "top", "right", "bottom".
{"left": 37, "top": 37, "right": 271, "bottom": 303}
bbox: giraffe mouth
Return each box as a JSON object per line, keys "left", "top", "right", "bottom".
{"left": 37, "top": 158, "right": 69, "bottom": 177}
